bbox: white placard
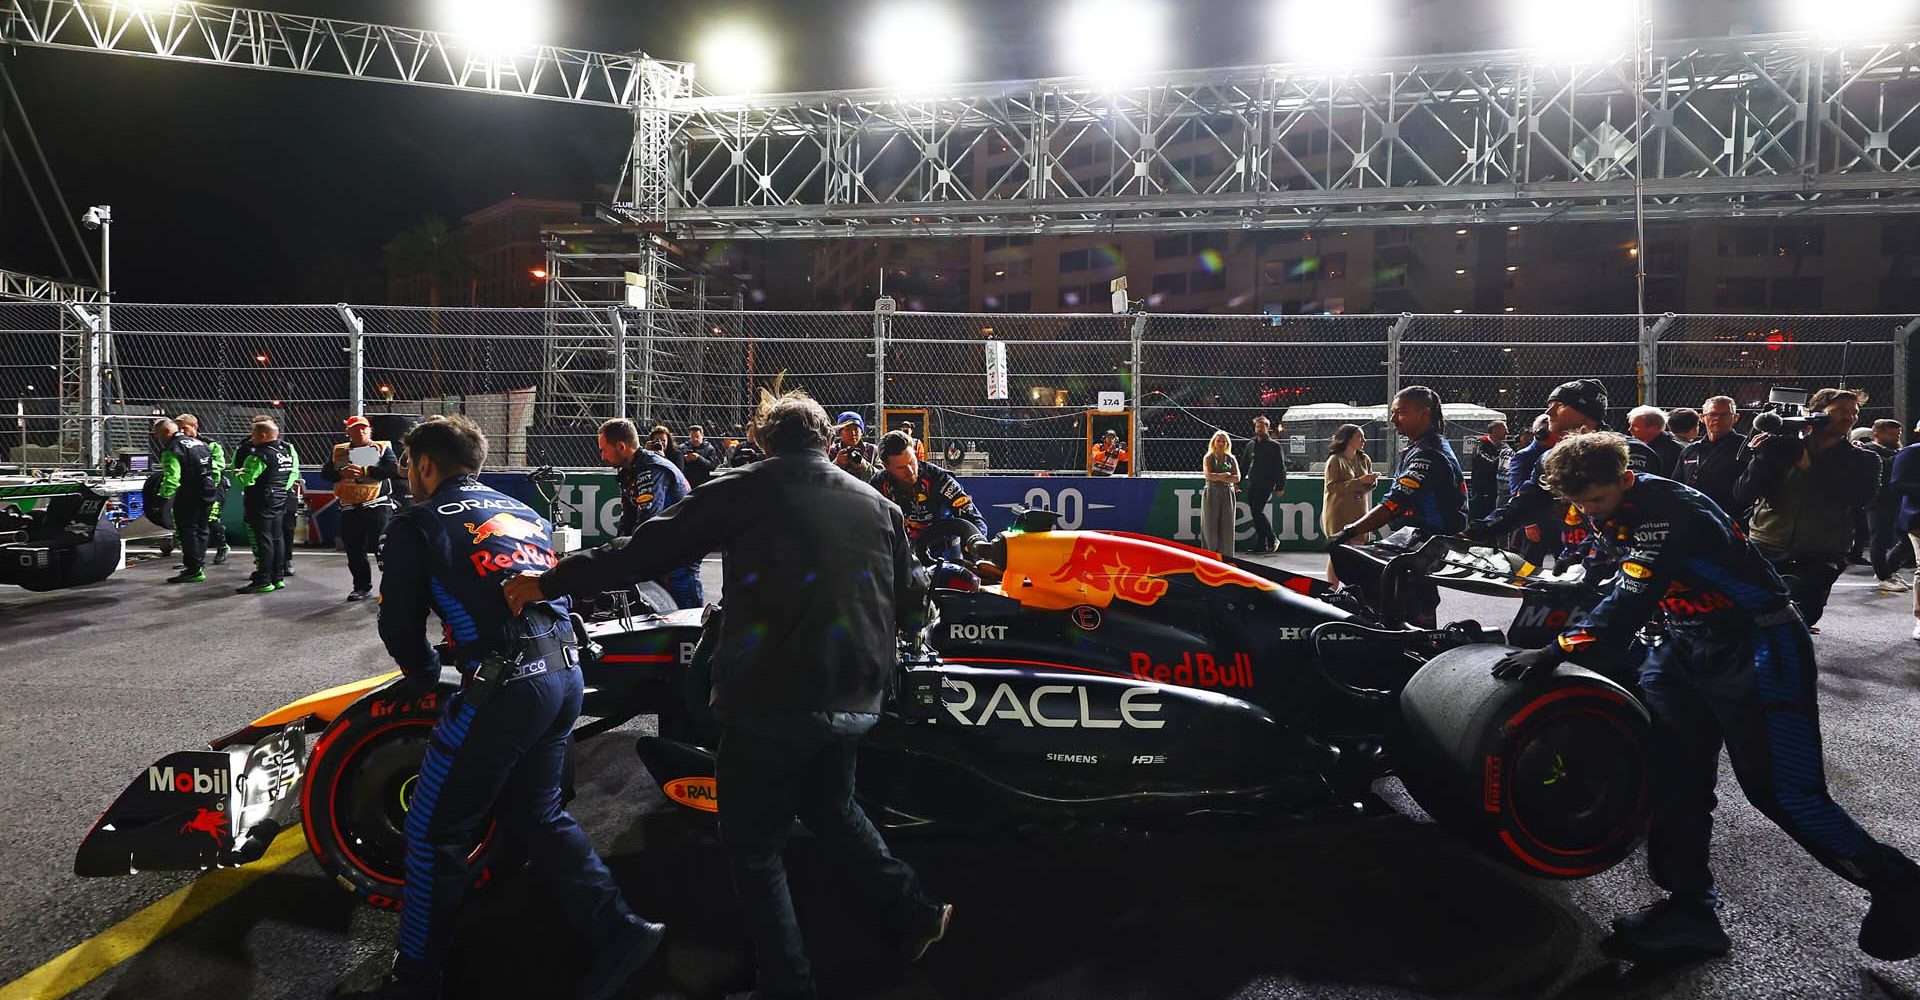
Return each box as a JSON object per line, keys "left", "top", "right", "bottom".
{"left": 1098, "top": 391, "right": 1125, "bottom": 411}
{"left": 1288, "top": 434, "right": 1307, "bottom": 454}
{"left": 347, "top": 445, "right": 382, "bottom": 469}
{"left": 985, "top": 340, "right": 1009, "bottom": 401}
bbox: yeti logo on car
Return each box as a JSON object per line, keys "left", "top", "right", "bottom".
{"left": 948, "top": 623, "right": 1009, "bottom": 641}
{"left": 941, "top": 679, "right": 1165, "bottom": 729}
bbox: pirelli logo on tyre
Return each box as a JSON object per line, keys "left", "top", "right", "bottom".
{"left": 663, "top": 777, "right": 718, "bottom": 813}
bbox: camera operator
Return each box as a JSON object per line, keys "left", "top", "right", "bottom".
{"left": 506, "top": 391, "right": 953, "bottom": 999}
{"left": 1736, "top": 388, "right": 1880, "bottom": 629}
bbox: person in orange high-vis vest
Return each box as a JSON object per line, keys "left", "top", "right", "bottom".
{"left": 320, "top": 415, "right": 403, "bottom": 602}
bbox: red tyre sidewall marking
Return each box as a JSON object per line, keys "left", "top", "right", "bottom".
{"left": 1495, "top": 690, "right": 1650, "bottom": 870}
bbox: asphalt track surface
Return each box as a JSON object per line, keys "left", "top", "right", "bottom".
{"left": 4, "top": 544, "right": 1920, "bottom": 1000}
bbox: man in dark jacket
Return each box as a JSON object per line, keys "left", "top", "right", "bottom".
{"left": 601, "top": 418, "right": 702, "bottom": 609}
{"left": 1629, "top": 406, "right": 1685, "bottom": 476}
{"left": 1468, "top": 419, "right": 1511, "bottom": 520}
{"left": 231, "top": 419, "right": 293, "bottom": 594}
{"left": 682, "top": 424, "right": 724, "bottom": 488}
{"left": 151, "top": 418, "right": 218, "bottom": 583}
{"left": 1860, "top": 419, "right": 1912, "bottom": 593}
{"left": 1737, "top": 388, "right": 1880, "bottom": 628}
{"left": 1677, "top": 395, "right": 1749, "bottom": 519}
{"left": 508, "top": 392, "right": 952, "bottom": 999}
{"left": 1886, "top": 428, "right": 1920, "bottom": 640}
{"left": 1242, "top": 415, "right": 1287, "bottom": 553}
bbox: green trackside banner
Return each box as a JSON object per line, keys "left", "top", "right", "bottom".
{"left": 512, "top": 472, "right": 1386, "bottom": 553}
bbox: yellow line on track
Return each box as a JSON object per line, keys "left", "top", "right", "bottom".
{"left": 0, "top": 829, "right": 310, "bottom": 1000}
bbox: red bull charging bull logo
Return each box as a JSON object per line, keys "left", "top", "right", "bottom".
{"left": 1007, "top": 532, "right": 1277, "bottom": 611}
{"left": 465, "top": 513, "right": 558, "bottom": 577}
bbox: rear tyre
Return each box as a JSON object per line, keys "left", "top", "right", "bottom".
{"left": 1397, "top": 644, "right": 1652, "bottom": 879}
{"left": 301, "top": 678, "right": 519, "bottom": 909}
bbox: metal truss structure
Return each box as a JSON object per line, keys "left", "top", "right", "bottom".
{"left": 0, "top": 266, "right": 96, "bottom": 304}
{"left": 664, "top": 31, "right": 1920, "bottom": 237}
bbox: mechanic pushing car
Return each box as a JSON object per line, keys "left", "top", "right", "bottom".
{"left": 149, "top": 417, "right": 219, "bottom": 584}
{"left": 340, "top": 414, "right": 666, "bottom": 1000}
{"left": 870, "top": 429, "right": 988, "bottom": 556}
{"left": 599, "top": 416, "right": 703, "bottom": 609}
{"left": 1490, "top": 433, "right": 1920, "bottom": 964}
{"left": 230, "top": 418, "right": 292, "bottom": 594}
{"left": 507, "top": 391, "right": 954, "bottom": 1000}
{"left": 1327, "top": 385, "right": 1466, "bottom": 627}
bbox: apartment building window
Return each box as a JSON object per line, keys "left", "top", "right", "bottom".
{"left": 1151, "top": 272, "right": 1188, "bottom": 297}
{"left": 1060, "top": 248, "right": 1091, "bottom": 272}
{"left": 1770, "top": 277, "right": 1823, "bottom": 311}
{"left": 1376, "top": 226, "right": 1409, "bottom": 248}
{"left": 1883, "top": 222, "right": 1920, "bottom": 255}
{"left": 1005, "top": 291, "right": 1032, "bottom": 311}
{"left": 1772, "top": 225, "right": 1822, "bottom": 258}
{"left": 1154, "top": 235, "right": 1189, "bottom": 260}
{"left": 1190, "top": 269, "right": 1227, "bottom": 293}
{"left": 1059, "top": 283, "right": 1103, "bottom": 309}
{"left": 1716, "top": 227, "right": 1770, "bottom": 258}
{"left": 1193, "top": 232, "right": 1228, "bottom": 253}
{"left": 1712, "top": 277, "right": 1768, "bottom": 309}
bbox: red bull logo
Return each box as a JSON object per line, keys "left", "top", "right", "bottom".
{"left": 466, "top": 512, "right": 544, "bottom": 546}
{"left": 180, "top": 807, "right": 229, "bottom": 847}
{"left": 1009, "top": 532, "right": 1278, "bottom": 611}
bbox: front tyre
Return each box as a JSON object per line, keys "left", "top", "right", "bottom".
{"left": 301, "top": 679, "right": 517, "bottom": 909}
{"left": 1397, "top": 644, "right": 1652, "bottom": 879}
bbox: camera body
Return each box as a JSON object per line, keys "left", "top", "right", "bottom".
{"left": 1752, "top": 386, "right": 1831, "bottom": 436}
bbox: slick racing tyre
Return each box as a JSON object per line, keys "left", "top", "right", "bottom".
{"left": 1397, "top": 644, "right": 1652, "bottom": 880}
{"left": 302, "top": 679, "right": 519, "bottom": 909}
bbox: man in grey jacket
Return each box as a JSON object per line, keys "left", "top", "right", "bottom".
{"left": 507, "top": 391, "right": 951, "bottom": 1000}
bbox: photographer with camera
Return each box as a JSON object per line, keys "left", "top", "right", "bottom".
{"left": 1735, "top": 388, "right": 1880, "bottom": 629}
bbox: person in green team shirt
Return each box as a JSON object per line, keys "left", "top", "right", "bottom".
{"left": 175, "top": 414, "right": 230, "bottom": 566}
{"left": 150, "top": 417, "right": 219, "bottom": 583}
{"left": 230, "top": 418, "right": 294, "bottom": 593}
{"left": 281, "top": 440, "right": 301, "bottom": 578}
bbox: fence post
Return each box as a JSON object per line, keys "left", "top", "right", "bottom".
{"left": 873, "top": 295, "right": 894, "bottom": 424}
{"left": 1386, "top": 313, "right": 1412, "bottom": 406}
{"left": 1130, "top": 311, "right": 1148, "bottom": 474}
{"left": 1898, "top": 316, "right": 1919, "bottom": 436}
{"left": 1640, "top": 312, "right": 1676, "bottom": 406}
{"left": 639, "top": 310, "right": 655, "bottom": 423}
{"left": 610, "top": 306, "right": 629, "bottom": 418}
{"left": 337, "top": 304, "right": 365, "bottom": 417}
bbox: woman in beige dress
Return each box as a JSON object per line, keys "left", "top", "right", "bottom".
{"left": 1322, "top": 423, "right": 1378, "bottom": 585}
{"left": 1200, "top": 430, "right": 1242, "bottom": 560}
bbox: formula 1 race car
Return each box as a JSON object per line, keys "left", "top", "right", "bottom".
{"left": 77, "top": 510, "right": 1652, "bottom": 908}
{"left": 0, "top": 477, "right": 127, "bottom": 591}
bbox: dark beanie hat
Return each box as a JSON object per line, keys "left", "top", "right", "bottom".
{"left": 1547, "top": 379, "right": 1609, "bottom": 426}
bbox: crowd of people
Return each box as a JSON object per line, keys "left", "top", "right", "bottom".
{"left": 149, "top": 413, "right": 307, "bottom": 593}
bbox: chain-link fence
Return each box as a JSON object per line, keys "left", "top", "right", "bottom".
{"left": 1, "top": 300, "right": 1910, "bottom": 474}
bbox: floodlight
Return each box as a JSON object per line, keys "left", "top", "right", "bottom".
{"left": 1272, "top": 0, "right": 1389, "bottom": 67}
{"left": 696, "top": 21, "right": 777, "bottom": 95}
{"left": 1512, "top": 0, "right": 1636, "bottom": 63}
{"left": 439, "top": 0, "right": 546, "bottom": 54}
{"left": 1058, "top": 0, "right": 1167, "bottom": 88}
{"left": 1783, "top": 0, "right": 1915, "bottom": 39}
{"left": 866, "top": 3, "right": 967, "bottom": 89}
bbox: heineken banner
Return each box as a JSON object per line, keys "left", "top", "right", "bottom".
{"left": 438, "top": 472, "right": 1377, "bottom": 554}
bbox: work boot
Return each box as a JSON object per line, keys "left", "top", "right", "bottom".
{"left": 236, "top": 581, "right": 276, "bottom": 594}
{"left": 1602, "top": 896, "right": 1731, "bottom": 962}
{"left": 212, "top": 547, "right": 229, "bottom": 566}
{"left": 1861, "top": 886, "right": 1920, "bottom": 960}
{"left": 347, "top": 588, "right": 371, "bottom": 602}
{"left": 902, "top": 903, "right": 954, "bottom": 962}
{"left": 577, "top": 918, "right": 666, "bottom": 1000}
{"left": 166, "top": 570, "right": 206, "bottom": 584}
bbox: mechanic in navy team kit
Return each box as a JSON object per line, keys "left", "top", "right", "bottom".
{"left": 150, "top": 417, "right": 219, "bottom": 584}
{"left": 506, "top": 392, "right": 952, "bottom": 1000}
{"left": 870, "top": 429, "right": 988, "bottom": 554}
{"left": 1490, "top": 433, "right": 1920, "bottom": 964}
{"left": 1327, "top": 386, "right": 1466, "bottom": 627}
{"left": 600, "top": 417, "right": 703, "bottom": 609}
{"left": 229, "top": 418, "right": 294, "bottom": 594}
{"left": 343, "top": 414, "right": 665, "bottom": 1000}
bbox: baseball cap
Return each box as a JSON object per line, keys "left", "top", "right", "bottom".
{"left": 836, "top": 411, "right": 865, "bottom": 432}
{"left": 345, "top": 415, "right": 371, "bottom": 430}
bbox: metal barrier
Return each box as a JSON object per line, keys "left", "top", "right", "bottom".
{"left": 1, "top": 301, "right": 1910, "bottom": 473}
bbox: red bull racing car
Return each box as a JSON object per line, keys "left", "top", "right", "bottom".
{"left": 77, "top": 509, "right": 1652, "bottom": 908}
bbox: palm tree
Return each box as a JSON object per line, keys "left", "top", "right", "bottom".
{"left": 382, "top": 217, "right": 469, "bottom": 395}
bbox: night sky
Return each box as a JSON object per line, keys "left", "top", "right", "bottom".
{"left": 0, "top": 0, "right": 1751, "bottom": 303}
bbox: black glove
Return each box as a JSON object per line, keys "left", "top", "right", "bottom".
{"left": 1326, "top": 527, "right": 1358, "bottom": 552}
{"left": 389, "top": 670, "right": 440, "bottom": 701}
{"left": 1460, "top": 523, "right": 1498, "bottom": 546}
{"left": 1491, "top": 645, "right": 1565, "bottom": 681}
